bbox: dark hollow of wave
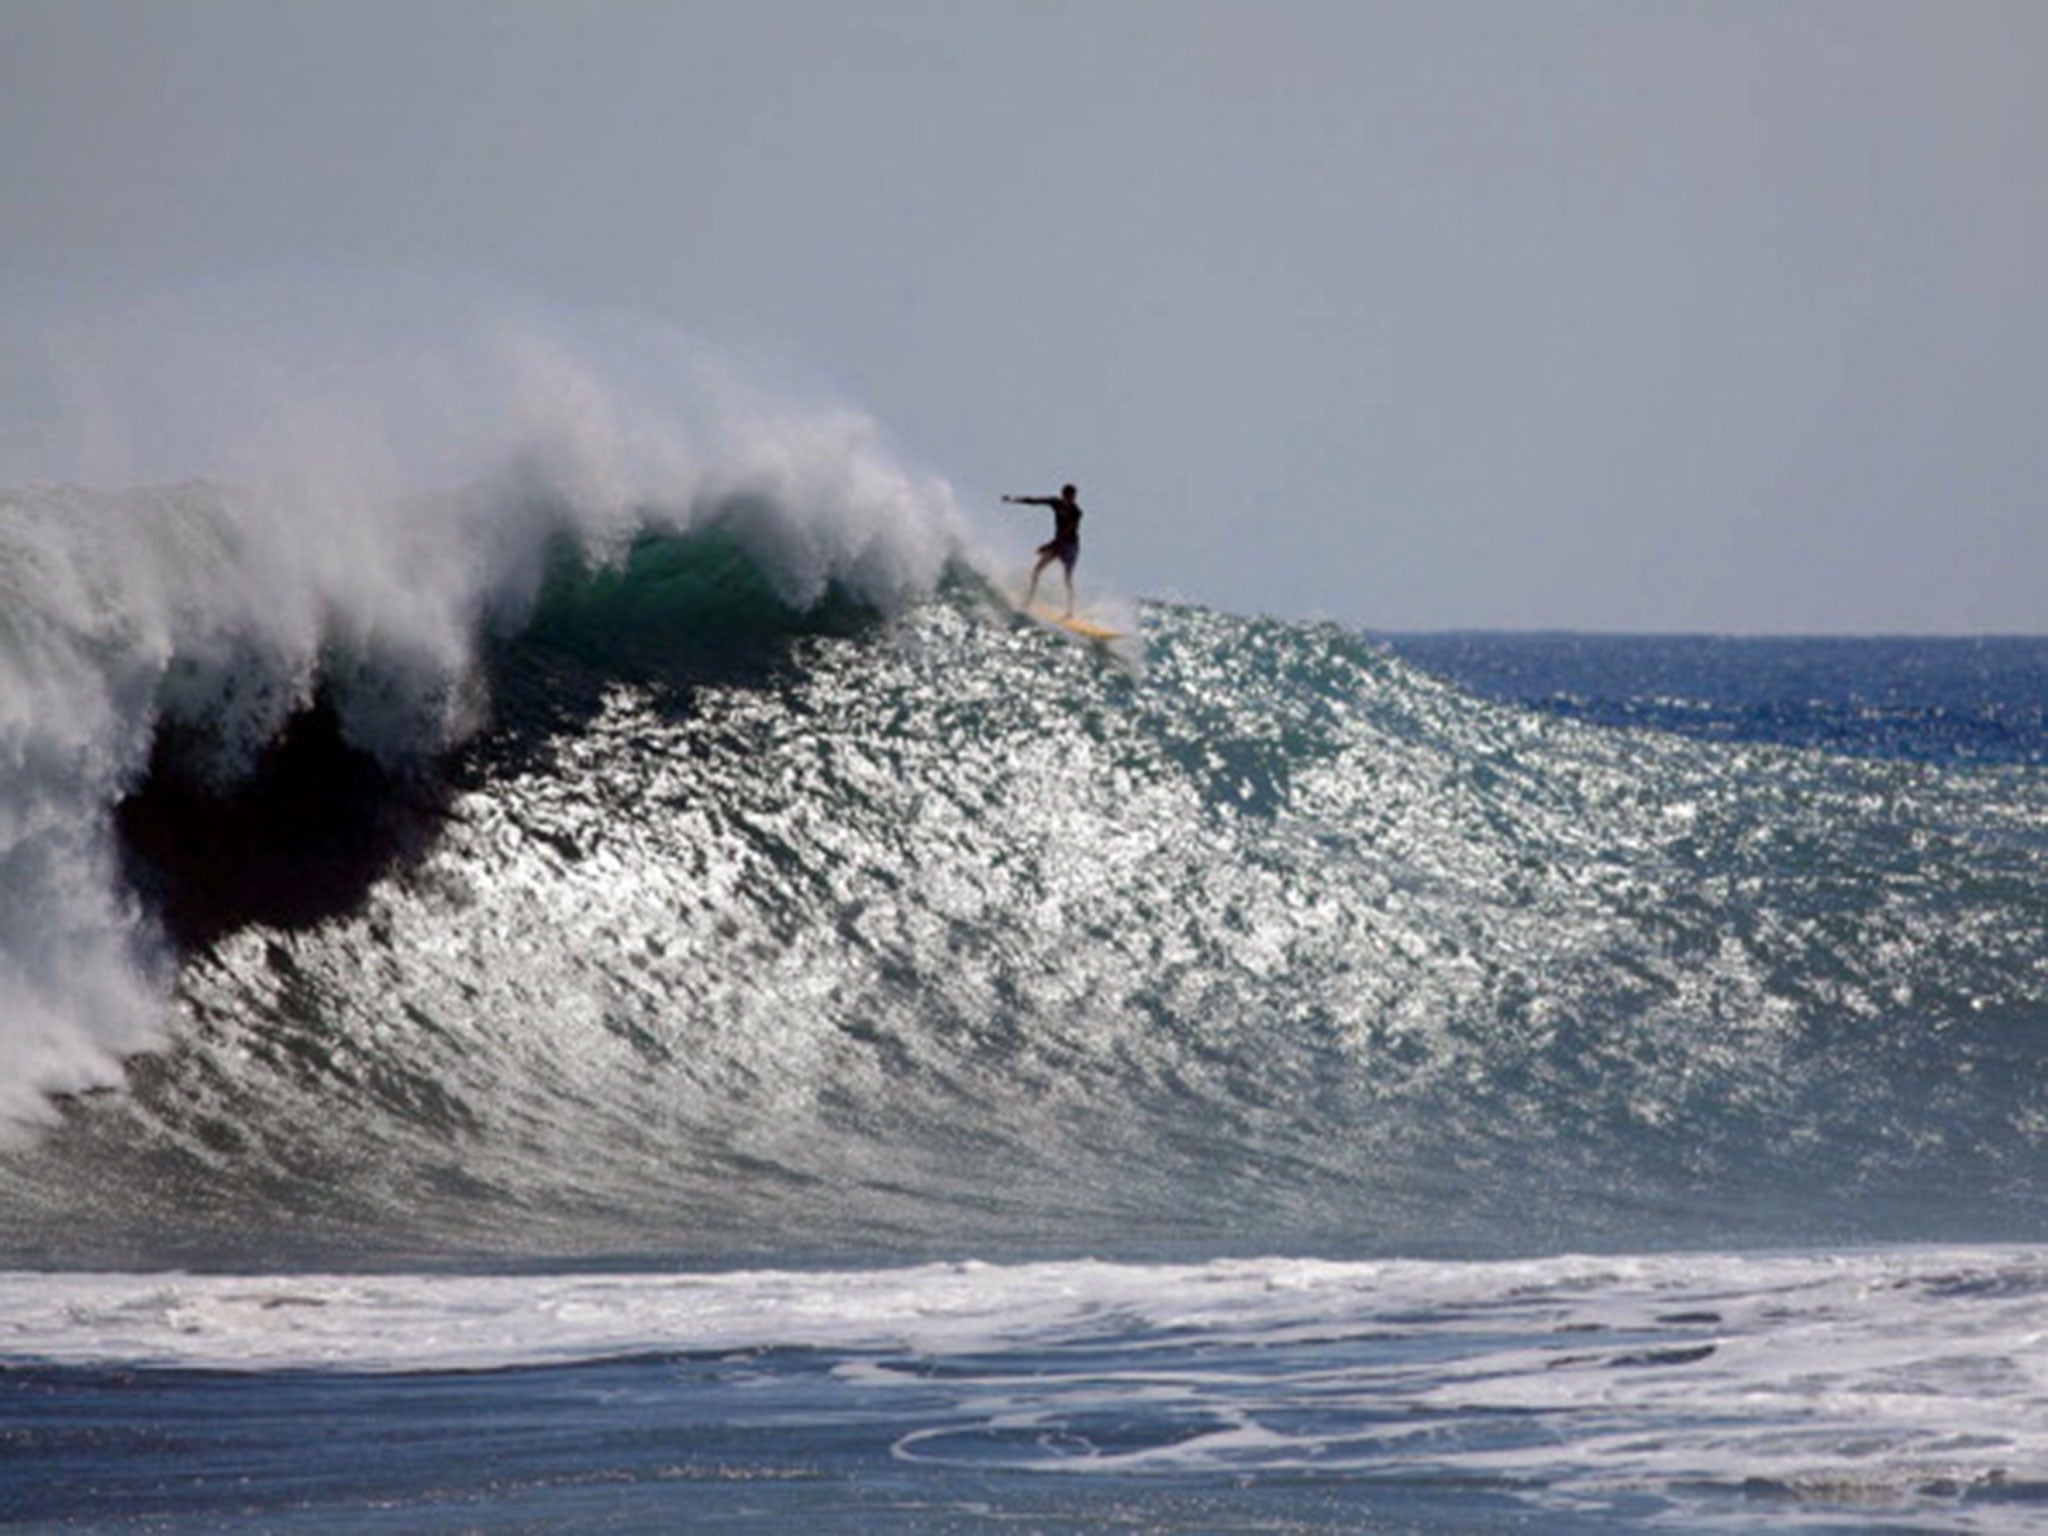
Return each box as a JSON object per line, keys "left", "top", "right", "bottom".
{"left": 116, "top": 704, "right": 455, "bottom": 954}
{"left": 115, "top": 528, "right": 853, "bottom": 957}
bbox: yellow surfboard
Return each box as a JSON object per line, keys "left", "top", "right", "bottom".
{"left": 1031, "top": 606, "right": 1124, "bottom": 643}
{"left": 1008, "top": 591, "right": 1125, "bottom": 643}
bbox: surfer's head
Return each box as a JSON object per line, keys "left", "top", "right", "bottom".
{"left": 1061, "top": 483, "right": 1077, "bottom": 500}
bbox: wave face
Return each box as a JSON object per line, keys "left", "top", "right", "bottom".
{"left": 4, "top": 485, "right": 2048, "bottom": 1268}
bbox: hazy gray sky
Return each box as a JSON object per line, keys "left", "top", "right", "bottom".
{"left": 5, "top": 0, "right": 2044, "bottom": 632}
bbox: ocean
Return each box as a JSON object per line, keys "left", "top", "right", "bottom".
{"left": 3, "top": 464, "right": 2047, "bottom": 1532}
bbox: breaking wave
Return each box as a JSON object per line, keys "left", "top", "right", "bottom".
{"left": 3, "top": 461, "right": 2046, "bottom": 1268}
{"left": 0, "top": 331, "right": 961, "bottom": 1136}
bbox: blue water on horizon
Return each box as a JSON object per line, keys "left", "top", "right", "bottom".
{"left": 5, "top": 473, "right": 2047, "bottom": 1531}
{"left": 1384, "top": 630, "right": 2048, "bottom": 767}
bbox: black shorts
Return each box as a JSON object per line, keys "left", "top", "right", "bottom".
{"left": 1038, "top": 537, "right": 1078, "bottom": 571}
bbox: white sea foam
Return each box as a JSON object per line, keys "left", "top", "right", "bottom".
{"left": 2, "top": 1248, "right": 2044, "bottom": 1525}
{"left": 0, "top": 307, "right": 964, "bottom": 1127}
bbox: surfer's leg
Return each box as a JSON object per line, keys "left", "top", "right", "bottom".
{"left": 1026, "top": 549, "right": 1053, "bottom": 607}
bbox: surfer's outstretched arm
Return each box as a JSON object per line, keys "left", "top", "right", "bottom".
{"left": 1003, "top": 494, "right": 1057, "bottom": 508}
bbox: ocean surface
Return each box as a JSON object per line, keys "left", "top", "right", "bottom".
{"left": 4, "top": 458, "right": 2047, "bottom": 1531}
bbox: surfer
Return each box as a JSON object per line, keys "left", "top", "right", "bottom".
{"left": 1003, "top": 483, "right": 1083, "bottom": 617}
